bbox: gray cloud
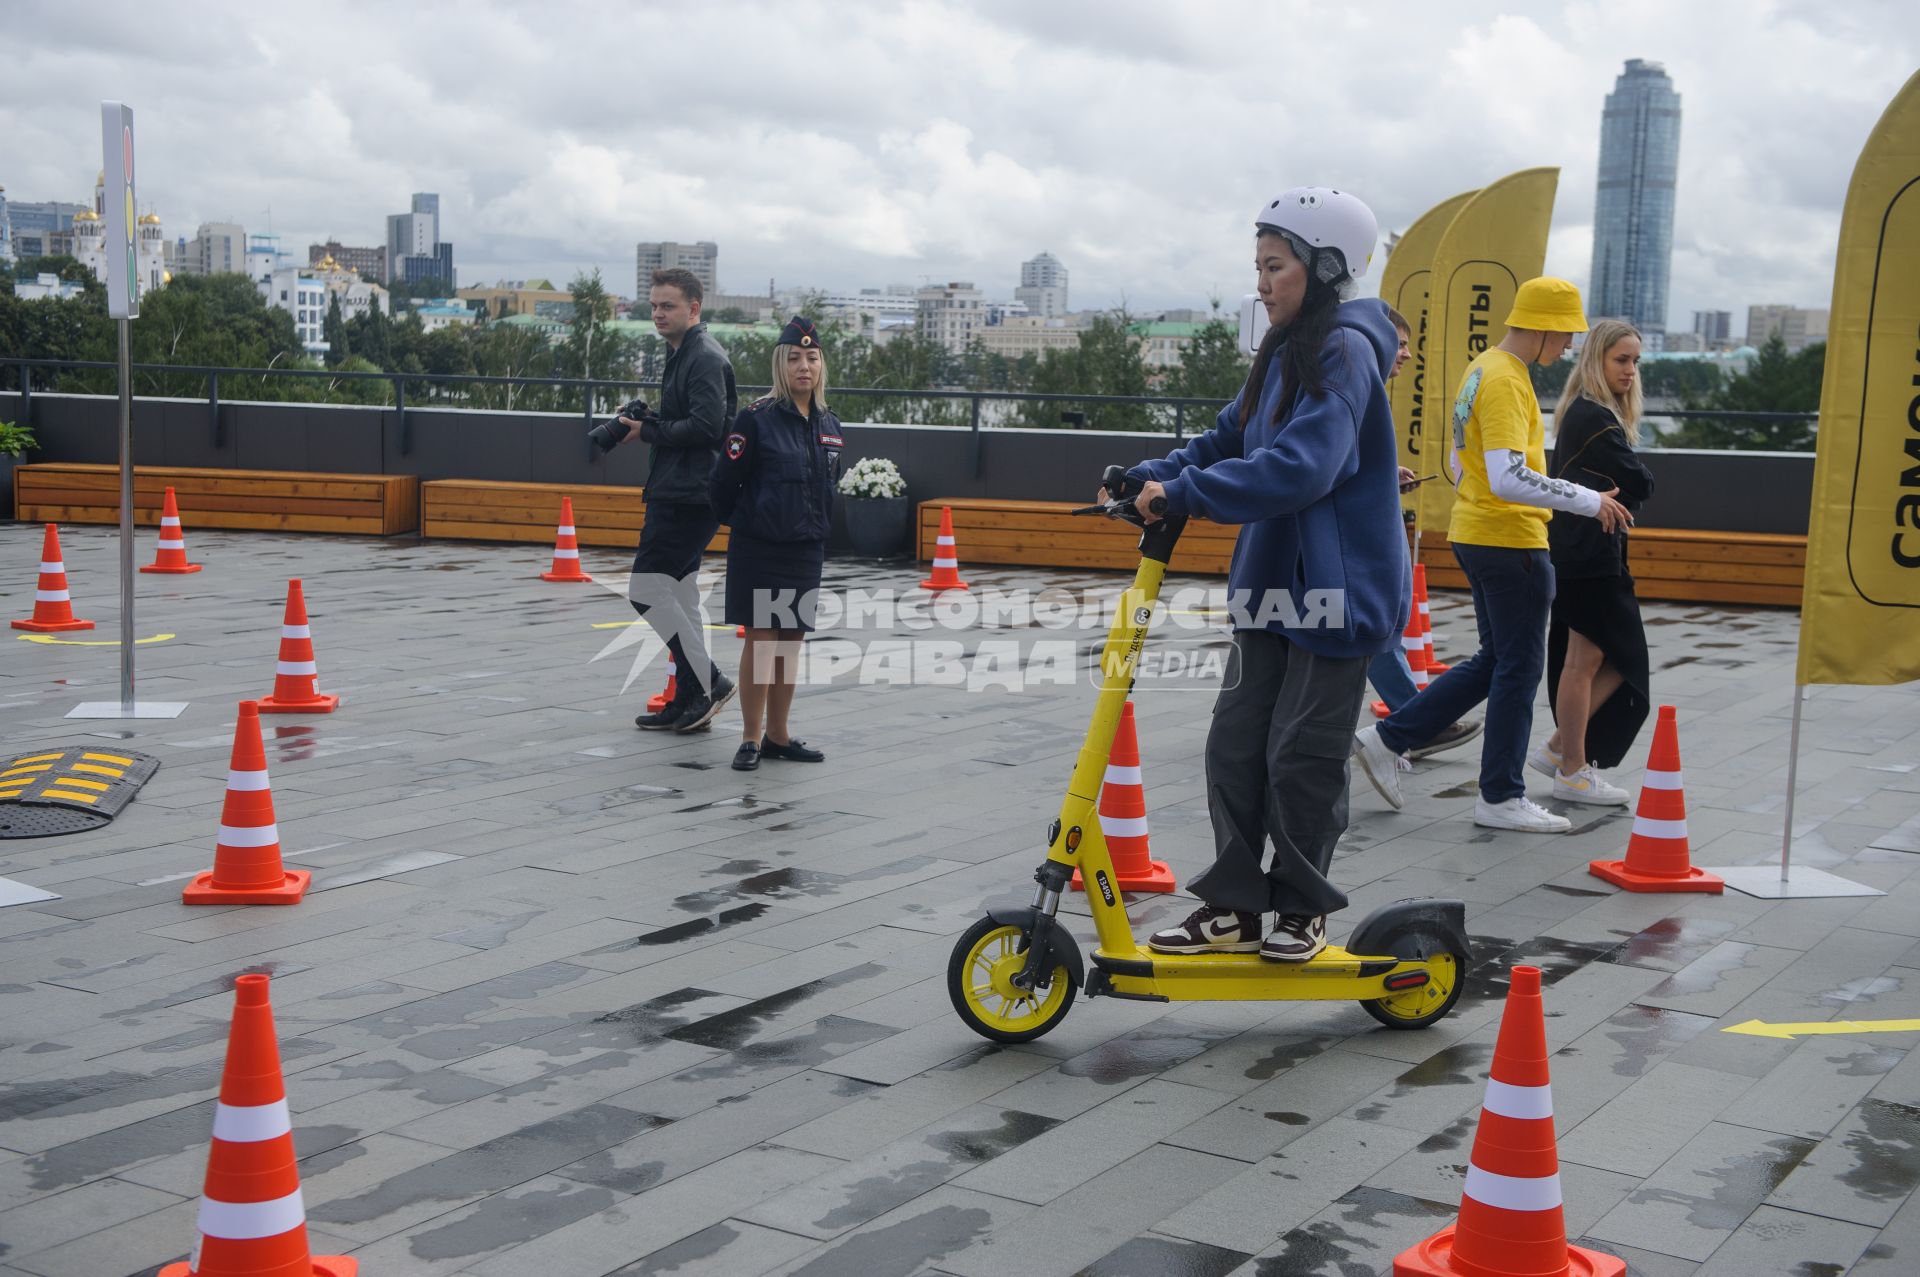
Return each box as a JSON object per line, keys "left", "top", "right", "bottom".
{"left": 5, "top": 0, "right": 1912, "bottom": 333}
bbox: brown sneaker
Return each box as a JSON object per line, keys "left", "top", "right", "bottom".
{"left": 1148, "top": 903, "right": 1263, "bottom": 954}
{"left": 1406, "top": 718, "right": 1484, "bottom": 761}
{"left": 1260, "top": 915, "right": 1327, "bottom": 962}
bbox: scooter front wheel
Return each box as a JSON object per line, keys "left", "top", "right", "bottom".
{"left": 1362, "top": 930, "right": 1467, "bottom": 1030}
{"left": 948, "top": 917, "right": 1076, "bottom": 1043}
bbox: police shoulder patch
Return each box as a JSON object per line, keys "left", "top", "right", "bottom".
{"left": 725, "top": 433, "right": 748, "bottom": 461}
{"left": 747, "top": 395, "right": 774, "bottom": 411}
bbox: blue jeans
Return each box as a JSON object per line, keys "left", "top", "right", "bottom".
{"left": 1367, "top": 647, "right": 1419, "bottom": 713}
{"left": 1377, "top": 544, "right": 1554, "bottom": 802}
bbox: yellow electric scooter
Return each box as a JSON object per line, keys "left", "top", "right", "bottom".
{"left": 946, "top": 467, "right": 1470, "bottom": 1044}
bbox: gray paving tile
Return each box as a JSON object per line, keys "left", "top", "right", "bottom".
{"left": 1689, "top": 1204, "right": 1877, "bottom": 1275}
{"left": 1765, "top": 1097, "right": 1920, "bottom": 1228}
{"left": 1588, "top": 1120, "right": 1819, "bottom": 1261}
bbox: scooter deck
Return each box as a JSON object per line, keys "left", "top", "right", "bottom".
{"left": 1090, "top": 944, "right": 1440, "bottom": 1002}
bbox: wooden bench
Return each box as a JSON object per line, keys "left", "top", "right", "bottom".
{"left": 13, "top": 464, "right": 419, "bottom": 536}
{"left": 918, "top": 498, "right": 1805, "bottom": 607}
{"left": 1417, "top": 528, "right": 1806, "bottom": 608}
{"left": 422, "top": 480, "right": 728, "bottom": 551}
{"left": 915, "top": 498, "right": 1239, "bottom": 575}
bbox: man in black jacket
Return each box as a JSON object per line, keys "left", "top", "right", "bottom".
{"left": 624, "top": 267, "right": 737, "bottom": 732}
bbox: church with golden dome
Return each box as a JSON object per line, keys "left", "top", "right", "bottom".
{"left": 56, "top": 170, "right": 169, "bottom": 299}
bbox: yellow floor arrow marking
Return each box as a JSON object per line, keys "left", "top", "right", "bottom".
{"left": 589, "top": 621, "right": 737, "bottom": 631}
{"left": 1722, "top": 1017, "right": 1920, "bottom": 1040}
{"left": 16, "top": 632, "right": 175, "bottom": 647}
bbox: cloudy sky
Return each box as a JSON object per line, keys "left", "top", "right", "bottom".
{"left": 7, "top": 0, "right": 1913, "bottom": 333}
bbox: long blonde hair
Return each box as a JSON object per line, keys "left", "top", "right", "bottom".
{"left": 770, "top": 344, "right": 828, "bottom": 412}
{"left": 1555, "top": 319, "right": 1643, "bottom": 443}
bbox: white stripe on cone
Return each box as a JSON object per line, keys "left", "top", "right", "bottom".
{"left": 196, "top": 1187, "right": 306, "bottom": 1241}
{"left": 161, "top": 516, "right": 182, "bottom": 528}
{"left": 937, "top": 535, "right": 955, "bottom": 546}
{"left": 281, "top": 624, "right": 310, "bottom": 639}
{"left": 1463, "top": 1164, "right": 1563, "bottom": 1212}
{"left": 1101, "top": 815, "right": 1150, "bottom": 839}
{"left": 276, "top": 660, "right": 318, "bottom": 676}
{"left": 227, "top": 769, "right": 271, "bottom": 792}
{"left": 36, "top": 589, "right": 71, "bottom": 603}
{"left": 932, "top": 557, "right": 957, "bottom": 569}
{"left": 1642, "top": 769, "right": 1684, "bottom": 790}
{"left": 552, "top": 548, "right": 581, "bottom": 559}
{"left": 40, "top": 561, "right": 63, "bottom": 573}
{"left": 218, "top": 823, "right": 282, "bottom": 848}
{"left": 1104, "top": 764, "right": 1143, "bottom": 786}
{"left": 1632, "top": 816, "right": 1688, "bottom": 841}
{"left": 1480, "top": 1079, "right": 1554, "bottom": 1120}
{"left": 558, "top": 525, "right": 577, "bottom": 535}
{"left": 211, "top": 1098, "right": 292, "bottom": 1142}
{"left": 158, "top": 538, "right": 186, "bottom": 550}
{"left": 1401, "top": 634, "right": 1423, "bottom": 649}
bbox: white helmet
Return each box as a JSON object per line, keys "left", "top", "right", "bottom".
{"left": 1254, "top": 186, "right": 1379, "bottom": 283}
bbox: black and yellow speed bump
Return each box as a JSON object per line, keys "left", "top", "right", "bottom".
{"left": 0, "top": 747, "right": 162, "bottom": 838}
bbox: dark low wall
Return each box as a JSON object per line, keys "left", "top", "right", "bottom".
{"left": 0, "top": 390, "right": 1816, "bottom": 537}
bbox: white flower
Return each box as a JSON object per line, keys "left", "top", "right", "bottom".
{"left": 837, "top": 456, "right": 906, "bottom": 500}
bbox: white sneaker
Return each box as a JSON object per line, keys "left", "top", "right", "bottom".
{"left": 1526, "top": 743, "right": 1562, "bottom": 779}
{"left": 1474, "top": 795, "right": 1572, "bottom": 833}
{"left": 1553, "top": 766, "right": 1632, "bottom": 806}
{"left": 1352, "top": 726, "right": 1404, "bottom": 810}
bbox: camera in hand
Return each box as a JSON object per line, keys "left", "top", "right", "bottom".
{"left": 587, "top": 399, "right": 652, "bottom": 456}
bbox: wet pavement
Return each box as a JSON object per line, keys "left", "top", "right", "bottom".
{"left": 3, "top": 523, "right": 1920, "bottom": 1275}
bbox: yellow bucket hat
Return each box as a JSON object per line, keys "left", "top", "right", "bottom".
{"left": 1503, "top": 277, "right": 1589, "bottom": 332}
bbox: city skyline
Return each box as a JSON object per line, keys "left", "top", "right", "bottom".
{"left": 4, "top": 1, "right": 1913, "bottom": 325}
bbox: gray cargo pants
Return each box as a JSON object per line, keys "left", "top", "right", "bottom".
{"left": 1189, "top": 630, "right": 1369, "bottom": 919}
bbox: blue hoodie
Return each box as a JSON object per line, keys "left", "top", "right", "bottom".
{"left": 1130, "top": 298, "right": 1410, "bottom": 660}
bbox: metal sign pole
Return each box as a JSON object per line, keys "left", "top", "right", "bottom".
{"left": 69, "top": 99, "right": 185, "bottom": 721}
{"left": 117, "top": 316, "right": 135, "bottom": 711}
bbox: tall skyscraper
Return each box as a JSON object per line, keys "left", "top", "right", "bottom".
{"left": 1015, "top": 251, "right": 1068, "bottom": 319}
{"left": 1588, "top": 59, "right": 1681, "bottom": 339}
{"left": 387, "top": 192, "right": 454, "bottom": 288}
{"left": 635, "top": 241, "right": 718, "bottom": 299}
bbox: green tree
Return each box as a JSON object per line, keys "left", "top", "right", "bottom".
{"left": 1669, "top": 333, "right": 1823, "bottom": 450}
{"left": 1163, "top": 319, "right": 1250, "bottom": 406}
{"left": 471, "top": 321, "right": 554, "bottom": 411}
{"left": 322, "top": 293, "right": 348, "bottom": 367}
{"left": 1017, "top": 310, "right": 1154, "bottom": 431}
{"left": 556, "top": 269, "right": 637, "bottom": 405}
{"left": 344, "top": 304, "right": 391, "bottom": 370}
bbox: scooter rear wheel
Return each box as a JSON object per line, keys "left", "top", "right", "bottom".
{"left": 948, "top": 918, "right": 1076, "bottom": 1043}
{"left": 1362, "top": 936, "right": 1466, "bottom": 1030}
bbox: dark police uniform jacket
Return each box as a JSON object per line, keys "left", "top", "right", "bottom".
{"left": 709, "top": 396, "right": 842, "bottom": 542}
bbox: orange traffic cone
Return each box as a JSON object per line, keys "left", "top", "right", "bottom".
{"left": 140, "top": 486, "right": 204, "bottom": 574}
{"left": 919, "top": 506, "right": 969, "bottom": 592}
{"left": 1394, "top": 965, "right": 1625, "bottom": 1277}
{"left": 258, "top": 580, "right": 339, "bottom": 714}
{"left": 1416, "top": 565, "right": 1449, "bottom": 678}
{"left": 1373, "top": 590, "right": 1429, "bottom": 716}
{"left": 541, "top": 496, "right": 593, "bottom": 582}
{"left": 158, "top": 974, "right": 356, "bottom": 1277}
{"left": 11, "top": 524, "right": 95, "bottom": 632}
{"left": 1589, "top": 705, "right": 1723, "bottom": 893}
{"left": 184, "top": 701, "right": 309, "bottom": 905}
{"left": 1072, "top": 701, "right": 1176, "bottom": 894}
{"left": 647, "top": 656, "right": 679, "bottom": 713}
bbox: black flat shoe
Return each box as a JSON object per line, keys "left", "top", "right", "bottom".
{"left": 731, "top": 742, "right": 760, "bottom": 771}
{"left": 760, "top": 737, "right": 824, "bottom": 762}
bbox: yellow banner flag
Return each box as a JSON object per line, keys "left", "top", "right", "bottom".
{"left": 1416, "top": 167, "right": 1560, "bottom": 537}
{"left": 1380, "top": 189, "right": 1478, "bottom": 521}
{"left": 1797, "top": 69, "right": 1920, "bottom": 687}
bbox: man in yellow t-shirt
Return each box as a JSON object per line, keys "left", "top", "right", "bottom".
{"left": 1354, "top": 277, "right": 1631, "bottom": 833}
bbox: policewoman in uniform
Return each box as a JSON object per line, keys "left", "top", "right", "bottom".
{"left": 710, "top": 316, "right": 842, "bottom": 772}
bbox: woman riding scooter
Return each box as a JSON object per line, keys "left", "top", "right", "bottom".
{"left": 1125, "top": 187, "right": 1409, "bottom": 963}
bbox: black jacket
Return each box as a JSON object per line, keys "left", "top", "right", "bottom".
{"left": 1547, "top": 396, "right": 1655, "bottom": 577}
{"left": 640, "top": 323, "right": 736, "bottom": 506}
{"left": 710, "top": 396, "right": 843, "bottom": 543}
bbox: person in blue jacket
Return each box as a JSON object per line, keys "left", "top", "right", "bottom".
{"left": 710, "top": 316, "right": 842, "bottom": 772}
{"left": 1129, "top": 187, "right": 1409, "bottom": 963}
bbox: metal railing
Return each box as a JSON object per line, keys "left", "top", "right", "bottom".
{"left": 1, "top": 357, "right": 1820, "bottom": 473}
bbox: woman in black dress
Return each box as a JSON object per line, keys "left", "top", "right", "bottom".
{"left": 1532, "top": 319, "right": 1656, "bottom": 803}
{"left": 710, "top": 316, "right": 841, "bottom": 772}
